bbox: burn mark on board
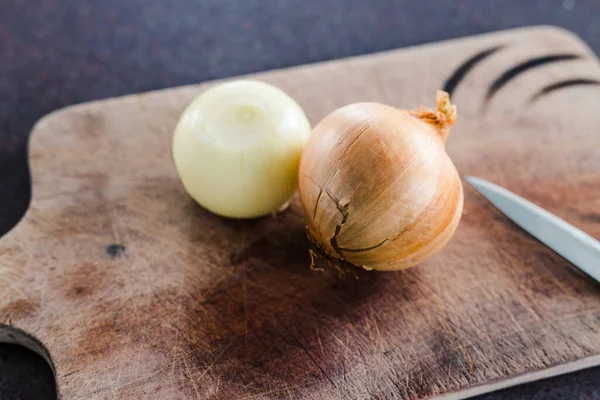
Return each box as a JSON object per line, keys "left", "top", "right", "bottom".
{"left": 106, "top": 243, "right": 126, "bottom": 258}
{"left": 442, "top": 45, "right": 505, "bottom": 97}
{"left": 443, "top": 46, "right": 598, "bottom": 112}
{"left": 528, "top": 78, "right": 600, "bottom": 103}
{"left": 484, "top": 53, "right": 582, "bottom": 105}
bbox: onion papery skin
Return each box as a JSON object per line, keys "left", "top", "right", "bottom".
{"left": 298, "top": 92, "right": 463, "bottom": 271}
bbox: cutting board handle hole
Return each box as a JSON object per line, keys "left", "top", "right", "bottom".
{"left": 0, "top": 325, "right": 58, "bottom": 399}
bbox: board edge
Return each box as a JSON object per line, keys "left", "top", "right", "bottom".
{"left": 430, "top": 354, "right": 600, "bottom": 400}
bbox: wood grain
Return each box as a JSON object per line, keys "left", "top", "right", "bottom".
{"left": 1, "top": 26, "right": 600, "bottom": 399}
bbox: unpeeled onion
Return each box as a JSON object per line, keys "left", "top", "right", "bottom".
{"left": 298, "top": 91, "right": 463, "bottom": 271}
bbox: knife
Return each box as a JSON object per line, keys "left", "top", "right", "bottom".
{"left": 466, "top": 176, "right": 600, "bottom": 284}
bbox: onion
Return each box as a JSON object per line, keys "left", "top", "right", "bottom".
{"left": 172, "top": 80, "right": 311, "bottom": 218}
{"left": 298, "top": 91, "right": 463, "bottom": 271}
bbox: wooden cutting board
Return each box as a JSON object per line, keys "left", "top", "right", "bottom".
{"left": 1, "top": 26, "right": 600, "bottom": 400}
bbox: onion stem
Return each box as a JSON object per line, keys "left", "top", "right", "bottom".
{"left": 410, "top": 90, "right": 456, "bottom": 144}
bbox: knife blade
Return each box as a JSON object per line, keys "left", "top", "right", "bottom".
{"left": 466, "top": 176, "right": 600, "bottom": 284}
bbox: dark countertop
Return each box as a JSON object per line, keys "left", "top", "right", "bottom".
{"left": 1, "top": 1, "right": 599, "bottom": 399}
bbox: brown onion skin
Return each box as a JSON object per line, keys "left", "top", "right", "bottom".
{"left": 298, "top": 97, "right": 463, "bottom": 271}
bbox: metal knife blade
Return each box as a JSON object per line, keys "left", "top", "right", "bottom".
{"left": 466, "top": 176, "right": 600, "bottom": 284}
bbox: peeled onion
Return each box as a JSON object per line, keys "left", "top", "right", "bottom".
{"left": 298, "top": 91, "right": 463, "bottom": 271}
{"left": 172, "top": 80, "right": 311, "bottom": 218}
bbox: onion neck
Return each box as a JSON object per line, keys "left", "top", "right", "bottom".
{"left": 410, "top": 90, "right": 457, "bottom": 145}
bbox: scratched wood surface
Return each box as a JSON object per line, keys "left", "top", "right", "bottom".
{"left": 1, "top": 26, "right": 600, "bottom": 400}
